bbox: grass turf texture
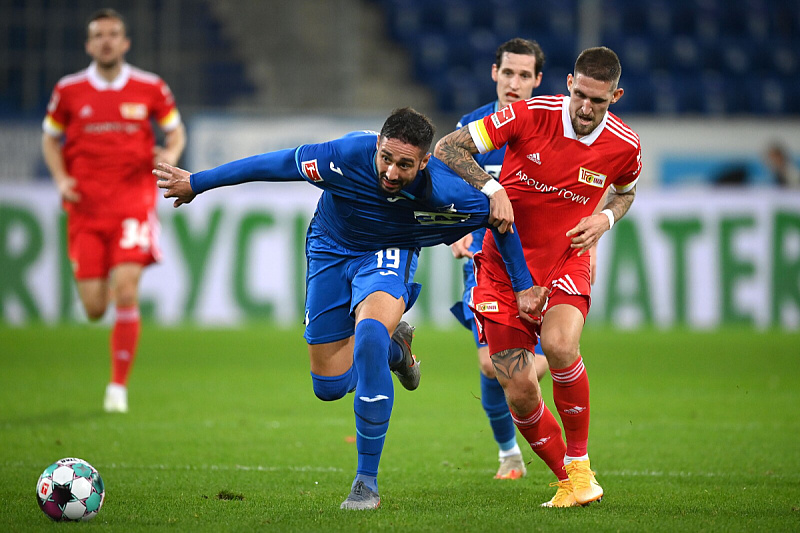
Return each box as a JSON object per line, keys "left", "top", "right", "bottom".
{"left": 1, "top": 324, "right": 798, "bottom": 532}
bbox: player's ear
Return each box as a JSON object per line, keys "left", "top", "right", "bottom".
{"left": 419, "top": 152, "right": 431, "bottom": 170}
{"left": 611, "top": 87, "right": 624, "bottom": 104}
{"left": 533, "top": 71, "right": 543, "bottom": 89}
{"left": 566, "top": 73, "right": 574, "bottom": 92}
{"left": 491, "top": 63, "right": 499, "bottom": 83}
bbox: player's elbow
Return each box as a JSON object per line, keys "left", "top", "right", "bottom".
{"left": 433, "top": 137, "right": 449, "bottom": 160}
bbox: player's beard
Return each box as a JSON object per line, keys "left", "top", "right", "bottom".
{"left": 572, "top": 114, "right": 597, "bottom": 137}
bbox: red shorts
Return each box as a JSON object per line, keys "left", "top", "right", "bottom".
{"left": 67, "top": 210, "right": 160, "bottom": 280}
{"left": 471, "top": 252, "right": 591, "bottom": 354}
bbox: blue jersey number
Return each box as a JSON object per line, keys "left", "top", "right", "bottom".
{"left": 375, "top": 248, "right": 400, "bottom": 269}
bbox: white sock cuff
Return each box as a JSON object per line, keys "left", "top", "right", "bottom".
{"left": 498, "top": 443, "right": 522, "bottom": 459}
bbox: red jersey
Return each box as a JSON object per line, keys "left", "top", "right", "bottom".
{"left": 469, "top": 95, "right": 641, "bottom": 287}
{"left": 43, "top": 62, "right": 181, "bottom": 217}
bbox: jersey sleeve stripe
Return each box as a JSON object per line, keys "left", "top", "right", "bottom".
{"left": 607, "top": 116, "right": 640, "bottom": 144}
{"left": 42, "top": 115, "right": 64, "bottom": 137}
{"left": 607, "top": 114, "right": 639, "bottom": 139}
{"left": 606, "top": 118, "right": 639, "bottom": 144}
{"left": 128, "top": 66, "right": 161, "bottom": 84}
{"left": 529, "top": 95, "right": 563, "bottom": 105}
{"left": 605, "top": 122, "right": 639, "bottom": 149}
{"left": 612, "top": 176, "right": 639, "bottom": 193}
{"left": 56, "top": 70, "right": 88, "bottom": 89}
{"left": 468, "top": 119, "right": 495, "bottom": 154}
{"left": 158, "top": 108, "right": 182, "bottom": 131}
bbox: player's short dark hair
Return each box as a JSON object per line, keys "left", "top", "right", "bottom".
{"left": 87, "top": 8, "right": 127, "bottom": 37}
{"left": 495, "top": 38, "right": 545, "bottom": 77}
{"left": 380, "top": 108, "right": 436, "bottom": 153}
{"left": 574, "top": 46, "right": 622, "bottom": 89}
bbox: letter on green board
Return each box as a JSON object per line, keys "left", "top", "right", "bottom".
{"left": 659, "top": 218, "right": 703, "bottom": 325}
{"left": 604, "top": 219, "right": 653, "bottom": 325}
{"left": 234, "top": 212, "right": 275, "bottom": 319}
{"left": 772, "top": 212, "right": 800, "bottom": 327}
{"left": 0, "top": 206, "right": 42, "bottom": 320}
{"left": 719, "top": 217, "right": 755, "bottom": 325}
{"left": 172, "top": 209, "right": 223, "bottom": 318}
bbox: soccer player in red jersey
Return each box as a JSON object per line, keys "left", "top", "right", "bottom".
{"left": 42, "top": 8, "right": 186, "bottom": 413}
{"left": 435, "top": 47, "right": 640, "bottom": 507}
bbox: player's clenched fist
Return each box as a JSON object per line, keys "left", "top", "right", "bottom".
{"left": 153, "top": 162, "right": 196, "bottom": 207}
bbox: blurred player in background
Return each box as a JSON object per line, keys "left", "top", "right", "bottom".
{"left": 436, "top": 47, "right": 640, "bottom": 507}
{"left": 154, "top": 108, "right": 547, "bottom": 510}
{"left": 448, "top": 37, "right": 548, "bottom": 481}
{"left": 764, "top": 143, "right": 800, "bottom": 188}
{"left": 41, "top": 9, "right": 186, "bottom": 413}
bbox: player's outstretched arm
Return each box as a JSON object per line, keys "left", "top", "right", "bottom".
{"left": 435, "top": 128, "right": 514, "bottom": 233}
{"left": 566, "top": 185, "right": 637, "bottom": 255}
{"left": 154, "top": 163, "right": 195, "bottom": 208}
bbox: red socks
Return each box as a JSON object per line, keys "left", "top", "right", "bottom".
{"left": 511, "top": 400, "right": 567, "bottom": 480}
{"left": 110, "top": 306, "right": 140, "bottom": 386}
{"left": 551, "top": 356, "right": 590, "bottom": 458}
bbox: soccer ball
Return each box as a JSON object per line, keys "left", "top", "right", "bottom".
{"left": 36, "top": 457, "right": 105, "bottom": 521}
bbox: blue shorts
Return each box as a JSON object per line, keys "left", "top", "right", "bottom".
{"left": 303, "top": 220, "right": 421, "bottom": 345}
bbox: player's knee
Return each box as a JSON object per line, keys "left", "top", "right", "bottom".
{"left": 479, "top": 359, "right": 495, "bottom": 379}
{"left": 84, "top": 303, "right": 107, "bottom": 321}
{"left": 540, "top": 335, "right": 577, "bottom": 365}
{"left": 311, "top": 368, "right": 356, "bottom": 401}
{"left": 353, "top": 319, "right": 388, "bottom": 361}
{"left": 114, "top": 288, "right": 138, "bottom": 308}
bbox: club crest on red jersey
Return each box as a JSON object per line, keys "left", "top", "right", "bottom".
{"left": 301, "top": 159, "right": 324, "bottom": 182}
{"left": 491, "top": 105, "right": 516, "bottom": 128}
{"left": 577, "top": 167, "right": 607, "bottom": 188}
{"left": 475, "top": 301, "right": 499, "bottom": 313}
{"left": 119, "top": 103, "right": 148, "bottom": 120}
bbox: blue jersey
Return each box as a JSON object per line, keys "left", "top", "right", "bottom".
{"left": 296, "top": 132, "right": 495, "bottom": 251}
{"left": 190, "top": 130, "right": 532, "bottom": 291}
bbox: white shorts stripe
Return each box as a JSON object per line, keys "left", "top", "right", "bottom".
{"left": 564, "top": 274, "right": 581, "bottom": 295}
{"left": 552, "top": 279, "right": 578, "bottom": 296}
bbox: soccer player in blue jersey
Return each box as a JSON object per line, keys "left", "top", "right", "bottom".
{"left": 154, "top": 108, "right": 548, "bottom": 510}
{"left": 448, "top": 38, "right": 549, "bottom": 480}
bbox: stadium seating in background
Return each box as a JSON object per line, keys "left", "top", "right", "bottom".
{"left": 0, "top": 0, "right": 255, "bottom": 117}
{"left": 374, "top": 0, "right": 800, "bottom": 115}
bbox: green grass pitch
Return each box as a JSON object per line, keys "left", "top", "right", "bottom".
{"left": 1, "top": 324, "right": 798, "bottom": 532}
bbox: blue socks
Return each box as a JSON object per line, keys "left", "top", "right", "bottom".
{"left": 387, "top": 333, "right": 405, "bottom": 367}
{"left": 310, "top": 366, "right": 358, "bottom": 401}
{"left": 352, "top": 319, "right": 394, "bottom": 492}
{"left": 480, "top": 372, "right": 516, "bottom": 451}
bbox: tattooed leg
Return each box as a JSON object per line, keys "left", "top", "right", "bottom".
{"left": 490, "top": 348, "right": 543, "bottom": 416}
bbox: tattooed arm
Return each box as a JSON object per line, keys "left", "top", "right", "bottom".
{"left": 566, "top": 185, "right": 637, "bottom": 255}
{"left": 434, "top": 127, "right": 515, "bottom": 233}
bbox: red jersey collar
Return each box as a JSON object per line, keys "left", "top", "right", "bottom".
{"left": 560, "top": 95, "right": 609, "bottom": 146}
{"left": 87, "top": 62, "right": 131, "bottom": 91}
